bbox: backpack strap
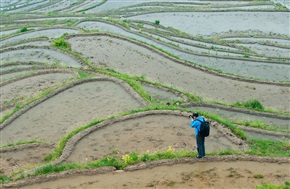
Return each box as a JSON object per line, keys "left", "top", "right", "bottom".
{"left": 195, "top": 119, "right": 204, "bottom": 132}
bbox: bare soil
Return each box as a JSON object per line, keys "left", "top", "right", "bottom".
{"left": 3, "top": 157, "right": 290, "bottom": 189}
{"left": 0, "top": 143, "right": 53, "bottom": 176}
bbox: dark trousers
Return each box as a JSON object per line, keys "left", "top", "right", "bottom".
{"left": 196, "top": 135, "right": 206, "bottom": 157}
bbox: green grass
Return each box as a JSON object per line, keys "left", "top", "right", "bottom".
{"left": 233, "top": 99, "right": 264, "bottom": 111}
{"left": 246, "top": 139, "right": 290, "bottom": 157}
{"left": 77, "top": 69, "right": 93, "bottom": 79}
{"left": 256, "top": 182, "right": 290, "bottom": 189}
{"left": 52, "top": 38, "right": 71, "bottom": 51}
{"left": 0, "top": 175, "right": 11, "bottom": 184}
{"left": 234, "top": 119, "right": 290, "bottom": 133}
{"left": 19, "top": 26, "right": 28, "bottom": 32}
{"left": 0, "top": 139, "right": 43, "bottom": 149}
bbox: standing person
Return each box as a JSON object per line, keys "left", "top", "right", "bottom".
{"left": 189, "top": 112, "right": 206, "bottom": 158}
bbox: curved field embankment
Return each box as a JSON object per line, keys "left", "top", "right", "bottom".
{"left": 0, "top": 77, "right": 147, "bottom": 146}
{"left": 64, "top": 110, "right": 247, "bottom": 164}
{"left": 141, "top": 82, "right": 188, "bottom": 103}
{"left": 68, "top": 34, "right": 290, "bottom": 111}
{"left": 1, "top": 39, "right": 51, "bottom": 49}
{"left": 0, "top": 28, "right": 79, "bottom": 46}
{"left": 75, "top": 20, "right": 290, "bottom": 81}
{"left": 0, "top": 46, "right": 83, "bottom": 67}
{"left": 2, "top": 156, "right": 290, "bottom": 189}
{"left": 0, "top": 69, "right": 78, "bottom": 115}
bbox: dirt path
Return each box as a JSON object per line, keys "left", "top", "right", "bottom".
{"left": 3, "top": 156, "right": 290, "bottom": 189}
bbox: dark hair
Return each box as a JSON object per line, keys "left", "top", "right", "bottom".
{"left": 193, "top": 112, "right": 199, "bottom": 117}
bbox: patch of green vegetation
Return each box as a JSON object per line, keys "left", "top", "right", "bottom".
{"left": 247, "top": 139, "right": 290, "bottom": 157}
{"left": 233, "top": 99, "right": 264, "bottom": 111}
{"left": 274, "top": 3, "right": 289, "bottom": 11}
{"left": 77, "top": 70, "right": 93, "bottom": 79}
{"left": 0, "top": 139, "right": 43, "bottom": 149}
{"left": 234, "top": 119, "right": 290, "bottom": 133}
{"left": 154, "top": 20, "right": 160, "bottom": 25}
{"left": 52, "top": 38, "right": 71, "bottom": 51}
{"left": 86, "top": 157, "right": 125, "bottom": 170}
{"left": 19, "top": 26, "right": 28, "bottom": 32}
{"left": 256, "top": 182, "right": 290, "bottom": 189}
{"left": 0, "top": 175, "right": 11, "bottom": 184}
{"left": 35, "top": 163, "right": 81, "bottom": 175}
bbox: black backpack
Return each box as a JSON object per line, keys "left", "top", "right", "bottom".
{"left": 197, "top": 119, "right": 210, "bottom": 137}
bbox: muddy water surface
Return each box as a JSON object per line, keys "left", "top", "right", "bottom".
{"left": 0, "top": 29, "right": 79, "bottom": 46}
{"left": 0, "top": 80, "right": 144, "bottom": 145}
{"left": 69, "top": 35, "right": 290, "bottom": 111}
{"left": 0, "top": 48, "right": 82, "bottom": 67}
{"left": 0, "top": 72, "right": 76, "bottom": 111}
{"left": 76, "top": 21, "right": 289, "bottom": 81}
{"left": 129, "top": 12, "right": 289, "bottom": 36}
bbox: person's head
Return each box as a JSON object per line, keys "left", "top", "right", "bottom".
{"left": 193, "top": 112, "right": 199, "bottom": 118}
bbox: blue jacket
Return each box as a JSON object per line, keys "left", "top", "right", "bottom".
{"left": 190, "top": 116, "right": 205, "bottom": 136}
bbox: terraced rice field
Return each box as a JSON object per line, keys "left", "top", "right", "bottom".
{"left": 0, "top": 0, "right": 289, "bottom": 188}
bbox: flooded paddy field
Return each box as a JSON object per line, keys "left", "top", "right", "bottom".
{"left": 128, "top": 12, "right": 289, "bottom": 37}
{"left": 76, "top": 21, "right": 290, "bottom": 81}
{"left": 0, "top": 79, "right": 146, "bottom": 146}
{"left": 69, "top": 35, "right": 290, "bottom": 111}
{"left": 1, "top": 71, "right": 77, "bottom": 114}
{"left": 0, "top": 0, "right": 289, "bottom": 188}
{"left": 0, "top": 47, "right": 83, "bottom": 67}
{"left": 0, "top": 28, "right": 79, "bottom": 46}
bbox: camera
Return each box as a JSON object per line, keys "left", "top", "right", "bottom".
{"left": 189, "top": 114, "right": 193, "bottom": 118}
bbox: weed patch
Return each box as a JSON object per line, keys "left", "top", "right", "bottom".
{"left": 233, "top": 99, "right": 264, "bottom": 111}
{"left": 247, "top": 139, "right": 290, "bottom": 156}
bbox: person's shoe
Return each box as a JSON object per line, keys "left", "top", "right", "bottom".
{"left": 196, "top": 156, "right": 202, "bottom": 159}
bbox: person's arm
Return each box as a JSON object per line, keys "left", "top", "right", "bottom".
{"left": 190, "top": 120, "right": 198, "bottom": 128}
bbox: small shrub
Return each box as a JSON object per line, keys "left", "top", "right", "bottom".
{"left": 52, "top": 38, "right": 71, "bottom": 50}
{"left": 155, "top": 20, "right": 160, "bottom": 25}
{"left": 122, "top": 153, "right": 139, "bottom": 164}
{"left": 243, "top": 99, "right": 264, "bottom": 110}
{"left": 19, "top": 26, "right": 28, "bottom": 32}
{"left": 93, "top": 157, "right": 125, "bottom": 170}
